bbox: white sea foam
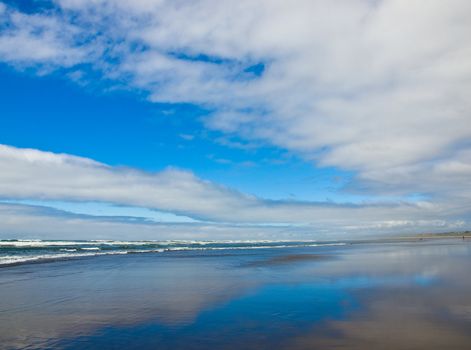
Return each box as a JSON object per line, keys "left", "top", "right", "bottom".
{"left": 0, "top": 251, "right": 129, "bottom": 266}
{"left": 0, "top": 239, "right": 323, "bottom": 247}
{"left": 0, "top": 240, "right": 98, "bottom": 247}
{"left": 0, "top": 240, "right": 346, "bottom": 266}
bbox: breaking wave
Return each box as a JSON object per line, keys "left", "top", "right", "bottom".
{"left": 0, "top": 239, "right": 346, "bottom": 266}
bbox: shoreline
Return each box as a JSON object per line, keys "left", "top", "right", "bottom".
{"left": 1, "top": 238, "right": 470, "bottom": 349}
{"left": 1, "top": 234, "right": 470, "bottom": 269}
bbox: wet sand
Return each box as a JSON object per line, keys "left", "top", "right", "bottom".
{"left": 243, "top": 253, "right": 330, "bottom": 267}
{"left": 1, "top": 239, "right": 470, "bottom": 349}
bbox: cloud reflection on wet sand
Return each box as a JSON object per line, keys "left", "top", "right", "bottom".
{"left": 1, "top": 240, "right": 470, "bottom": 349}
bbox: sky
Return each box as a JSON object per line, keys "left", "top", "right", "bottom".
{"left": 0, "top": 0, "right": 470, "bottom": 240}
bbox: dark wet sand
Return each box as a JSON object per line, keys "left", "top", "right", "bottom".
{"left": 1, "top": 239, "right": 470, "bottom": 349}
{"left": 244, "top": 253, "right": 330, "bottom": 267}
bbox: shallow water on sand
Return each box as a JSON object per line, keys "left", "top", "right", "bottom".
{"left": 1, "top": 239, "right": 470, "bottom": 349}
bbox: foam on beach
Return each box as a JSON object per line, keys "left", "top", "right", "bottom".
{"left": 0, "top": 239, "right": 346, "bottom": 266}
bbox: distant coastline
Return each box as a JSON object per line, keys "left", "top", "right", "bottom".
{"left": 405, "top": 230, "right": 471, "bottom": 240}
{"left": 345, "top": 231, "right": 471, "bottom": 244}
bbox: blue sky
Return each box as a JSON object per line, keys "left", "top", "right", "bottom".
{"left": 0, "top": 65, "right": 357, "bottom": 202}
{"left": 0, "top": 0, "right": 470, "bottom": 239}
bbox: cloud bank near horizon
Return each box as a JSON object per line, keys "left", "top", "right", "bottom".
{"left": 0, "top": 144, "right": 468, "bottom": 239}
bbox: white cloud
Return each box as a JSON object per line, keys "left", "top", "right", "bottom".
{"left": 0, "top": 201, "right": 466, "bottom": 241}
{"left": 0, "top": 1, "right": 470, "bottom": 236}
{"left": 0, "top": 144, "right": 468, "bottom": 238}
{"left": 0, "top": 5, "right": 89, "bottom": 67}
{"left": 1, "top": 1, "right": 469, "bottom": 194}
{"left": 0, "top": 144, "right": 256, "bottom": 222}
{"left": 0, "top": 202, "right": 301, "bottom": 240}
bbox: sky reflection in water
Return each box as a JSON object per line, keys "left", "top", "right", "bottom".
{"left": 1, "top": 239, "right": 470, "bottom": 349}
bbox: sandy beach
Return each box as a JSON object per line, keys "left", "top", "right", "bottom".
{"left": 0, "top": 238, "right": 470, "bottom": 349}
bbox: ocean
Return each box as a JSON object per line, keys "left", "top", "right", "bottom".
{"left": 0, "top": 239, "right": 345, "bottom": 266}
